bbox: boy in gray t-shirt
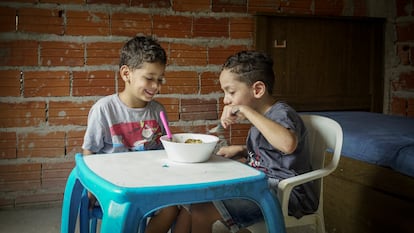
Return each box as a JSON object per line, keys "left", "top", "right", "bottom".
{"left": 82, "top": 36, "right": 190, "bottom": 233}
{"left": 83, "top": 94, "right": 166, "bottom": 154}
{"left": 182, "top": 51, "right": 318, "bottom": 233}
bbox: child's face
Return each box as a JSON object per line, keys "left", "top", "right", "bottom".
{"left": 219, "top": 69, "right": 254, "bottom": 106}
{"left": 124, "top": 62, "right": 165, "bottom": 105}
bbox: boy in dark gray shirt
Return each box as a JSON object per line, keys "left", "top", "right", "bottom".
{"left": 181, "top": 51, "right": 318, "bottom": 233}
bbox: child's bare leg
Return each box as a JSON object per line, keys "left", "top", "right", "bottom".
{"left": 191, "top": 202, "right": 222, "bottom": 233}
{"left": 145, "top": 206, "right": 179, "bottom": 233}
{"left": 172, "top": 207, "right": 191, "bottom": 233}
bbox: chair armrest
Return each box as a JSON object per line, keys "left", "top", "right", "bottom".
{"left": 277, "top": 167, "right": 335, "bottom": 215}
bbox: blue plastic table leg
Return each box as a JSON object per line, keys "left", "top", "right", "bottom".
{"left": 61, "top": 168, "right": 84, "bottom": 233}
{"left": 99, "top": 202, "right": 141, "bottom": 233}
{"left": 255, "top": 189, "right": 285, "bottom": 233}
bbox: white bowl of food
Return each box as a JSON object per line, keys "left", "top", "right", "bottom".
{"left": 160, "top": 133, "right": 219, "bottom": 163}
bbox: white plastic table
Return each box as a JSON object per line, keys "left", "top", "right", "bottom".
{"left": 61, "top": 150, "right": 286, "bottom": 233}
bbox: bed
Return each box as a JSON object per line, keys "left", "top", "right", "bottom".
{"left": 299, "top": 111, "right": 414, "bottom": 233}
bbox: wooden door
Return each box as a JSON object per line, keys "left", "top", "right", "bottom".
{"left": 255, "top": 15, "right": 384, "bottom": 112}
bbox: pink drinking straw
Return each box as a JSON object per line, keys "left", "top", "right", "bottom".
{"left": 160, "top": 111, "right": 172, "bottom": 141}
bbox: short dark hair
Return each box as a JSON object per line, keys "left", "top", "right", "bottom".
{"left": 119, "top": 36, "right": 167, "bottom": 70}
{"left": 222, "top": 51, "right": 275, "bottom": 95}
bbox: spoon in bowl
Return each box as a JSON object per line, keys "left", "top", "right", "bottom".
{"left": 160, "top": 111, "right": 173, "bottom": 141}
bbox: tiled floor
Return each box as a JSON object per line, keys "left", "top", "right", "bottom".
{"left": 0, "top": 205, "right": 314, "bottom": 233}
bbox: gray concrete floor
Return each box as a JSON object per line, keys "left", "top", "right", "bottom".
{"left": 0, "top": 205, "right": 65, "bottom": 233}
{"left": 0, "top": 205, "right": 313, "bottom": 233}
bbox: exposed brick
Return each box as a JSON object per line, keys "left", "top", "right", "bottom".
{"left": 218, "top": 96, "right": 225, "bottom": 116}
{"left": 208, "top": 45, "right": 249, "bottom": 65}
{"left": 212, "top": 0, "right": 247, "bottom": 13}
{"left": 229, "top": 123, "right": 250, "bottom": 145}
{"left": 0, "top": 7, "right": 17, "bottom": 33}
{"left": 6, "top": 0, "right": 37, "bottom": 2}
{"left": 391, "top": 96, "right": 407, "bottom": 116}
{"left": 408, "top": 98, "right": 414, "bottom": 117}
{"left": 193, "top": 17, "right": 229, "bottom": 38}
{"left": 411, "top": 47, "right": 414, "bottom": 65}
{"left": 67, "top": 130, "right": 86, "bottom": 156}
{"left": 169, "top": 43, "right": 207, "bottom": 66}
{"left": 173, "top": 124, "right": 211, "bottom": 134}
{"left": 229, "top": 17, "right": 254, "bottom": 39}
{"left": 111, "top": 12, "right": 152, "bottom": 37}
{"left": 352, "top": 0, "right": 368, "bottom": 17}
{"left": 396, "top": 0, "right": 412, "bottom": 17}
{"left": 42, "top": 162, "right": 74, "bottom": 189}
{"left": 0, "top": 0, "right": 409, "bottom": 211}
{"left": 0, "top": 197, "right": 15, "bottom": 209}
{"left": 86, "top": 41, "right": 123, "bottom": 65}
{"left": 15, "top": 192, "right": 63, "bottom": 208}
{"left": 0, "top": 101, "right": 45, "bottom": 128}
{"left": 162, "top": 71, "right": 199, "bottom": 94}
{"left": 280, "top": 0, "right": 314, "bottom": 14}
{"left": 314, "top": 0, "right": 344, "bottom": 16}
{"left": 0, "top": 163, "right": 41, "bottom": 192}
{"left": 17, "top": 131, "right": 66, "bottom": 158}
{"left": 0, "top": 70, "right": 21, "bottom": 97}
{"left": 48, "top": 100, "right": 94, "bottom": 126}
{"left": 396, "top": 22, "right": 414, "bottom": 42}
{"left": 181, "top": 98, "right": 217, "bottom": 112}
{"left": 397, "top": 44, "right": 411, "bottom": 65}
{"left": 24, "top": 71, "right": 70, "bottom": 97}
{"left": 155, "top": 97, "right": 180, "bottom": 121}
{"left": 396, "top": 71, "right": 414, "bottom": 90}
{"left": 172, "top": 0, "right": 210, "bottom": 12}
{"left": 41, "top": 0, "right": 84, "bottom": 3}
{"left": 40, "top": 41, "right": 85, "bottom": 66}
{"left": 200, "top": 71, "right": 222, "bottom": 94}
{"left": 66, "top": 10, "right": 110, "bottom": 36}
{"left": 18, "top": 8, "right": 64, "bottom": 35}
{"left": 0, "top": 40, "right": 38, "bottom": 66}
{"left": 248, "top": 0, "right": 282, "bottom": 14}
{"left": 402, "top": 72, "right": 414, "bottom": 89}
{"left": 72, "top": 70, "right": 116, "bottom": 96}
{"left": 180, "top": 111, "right": 218, "bottom": 121}
{"left": 180, "top": 98, "right": 218, "bottom": 120}
{"left": 131, "top": 0, "right": 171, "bottom": 8}
{"left": 87, "top": 0, "right": 129, "bottom": 4}
{"left": 153, "top": 15, "right": 193, "bottom": 38}
{"left": 0, "top": 132, "right": 17, "bottom": 159}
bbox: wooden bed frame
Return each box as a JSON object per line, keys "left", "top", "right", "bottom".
{"left": 323, "top": 153, "right": 414, "bottom": 233}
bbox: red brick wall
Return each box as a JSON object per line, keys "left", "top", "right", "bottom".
{"left": 0, "top": 0, "right": 412, "bottom": 208}
{"left": 392, "top": 0, "right": 414, "bottom": 116}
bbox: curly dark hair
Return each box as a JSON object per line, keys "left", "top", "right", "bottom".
{"left": 222, "top": 51, "right": 275, "bottom": 95}
{"left": 119, "top": 36, "right": 167, "bottom": 70}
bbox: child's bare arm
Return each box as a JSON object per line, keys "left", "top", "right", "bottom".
{"left": 223, "top": 105, "right": 297, "bottom": 154}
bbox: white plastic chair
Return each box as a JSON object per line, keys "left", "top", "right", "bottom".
{"left": 247, "top": 114, "right": 343, "bottom": 233}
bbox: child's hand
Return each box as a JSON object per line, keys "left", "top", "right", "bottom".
{"left": 216, "top": 145, "right": 246, "bottom": 160}
{"left": 220, "top": 105, "right": 242, "bottom": 129}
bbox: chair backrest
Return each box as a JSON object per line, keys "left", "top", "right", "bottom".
{"left": 300, "top": 114, "right": 343, "bottom": 197}
{"left": 246, "top": 115, "right": 343, "bottom": 233}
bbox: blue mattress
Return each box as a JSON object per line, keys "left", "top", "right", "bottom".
{"left": 300, "top": 111, "right": 414, "bottom": 177}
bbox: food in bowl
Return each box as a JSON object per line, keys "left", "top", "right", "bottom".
{"left": 185, "top": 139, "right": 203, "bottom": 144}
{"left": 160, "top": 133, "right": 219, "bottom": 163}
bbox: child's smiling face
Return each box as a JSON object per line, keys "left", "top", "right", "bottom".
{"left": 123, "top": 62, "right": 165, "bottom": 107}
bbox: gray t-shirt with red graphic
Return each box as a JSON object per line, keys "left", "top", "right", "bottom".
{"left": 82, "top": 94, "right": 166, "bottom": 154}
